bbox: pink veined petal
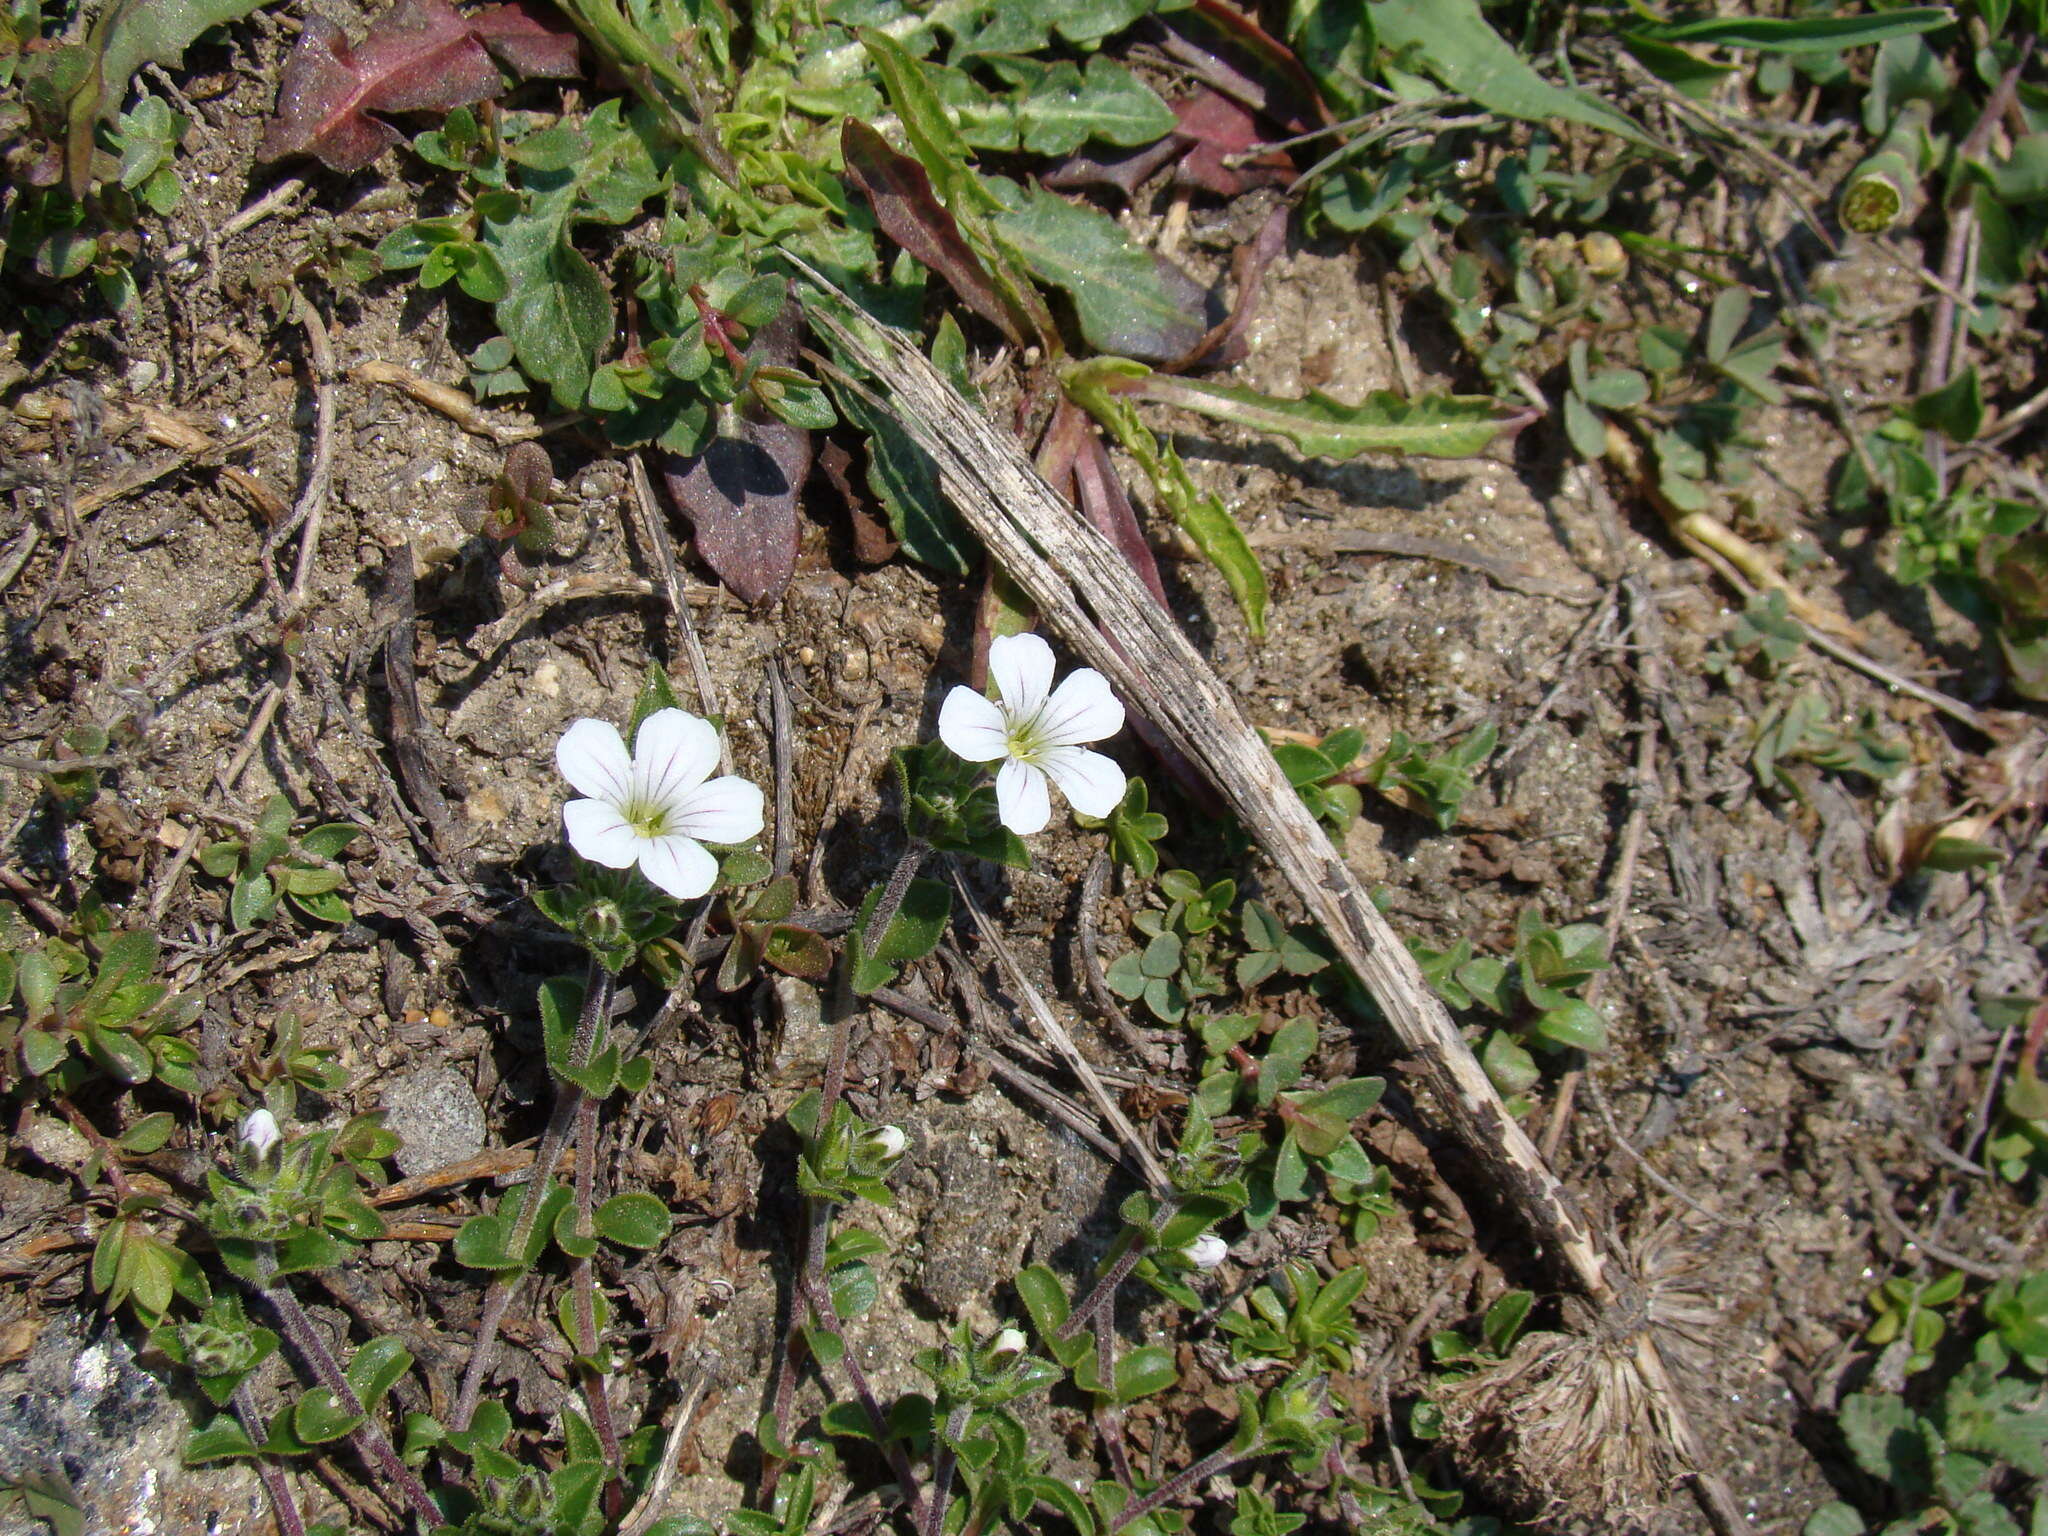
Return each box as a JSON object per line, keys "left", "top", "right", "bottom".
{"left": 637, "top": 835, "right": 719, "bottom": 900}
{"left": 672, "top": 775, "right": 765, "bottom": 846}
{"left": 1036, "top": 667, "right": 1124, "bottom": 748}
{"left": 556, "top": 719, "right": 633, "bottom": 804}
{"left": 987, "top": 631, "right": 1055, "bottom": 722}
{"left": 995, "top": 758, "right": 1052, "bottom": 835}
{"left": 630, "top": 709, "right": 721, "bottom": 811}
{"left": 563, "top": 799, "right": 642, "bottom": 868}
{"left": 1041, "top": 746, "right": 1126, "bottom": 819}
{"left": 938, "top": 686, "right": 1011, "bottom": 762}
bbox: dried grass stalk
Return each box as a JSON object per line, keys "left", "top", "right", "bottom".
{"left": 799, "top": 292, "right": 1746, "bottom": 1534}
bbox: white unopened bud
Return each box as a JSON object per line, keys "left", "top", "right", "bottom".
{"left": 239, "top": 1109, "right": 281, "bottom": 1158}
{"left": 989, "top": 1327, "right": 1027, "bottom": 1361}
{"left": 866, "top": 1124, "right": 907, "bottom": 1162}
{"left": 1181, "top": 1234, "right": 1229, "bottom": 1270}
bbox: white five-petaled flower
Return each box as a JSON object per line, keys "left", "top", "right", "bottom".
{"left": 557, "top": 709, "right": 764, "bottom": 901}
{"left": 937, "top": 633, "right": 1126, "bottom": 836}
{"left": 239, "top": 1108, "right": 281, "bottom": 1158}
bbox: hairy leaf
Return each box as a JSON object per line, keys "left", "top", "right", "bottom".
{"left": 1639, "top": 10, "right": 1951, "bottom": 53}
{"left": 1372, "top": 0, "right": 1659, "bottom": 150}
{"left": 261, "top": 0, "right": 580, "bottom": 172}
{"left": 483, "top": 101, "right": 666, "bottom": 408}
{"left": 1135, "top": 374, "right": 1522, "bottom": 459}
{"left": 1067, "top": 359, "right": 1267, "bottom": 636}
{"left": 988, "top": 179, "right": 1217, "bottom": 364}
{"left": 21, "top": 0, "right": 269, "bottom": 199}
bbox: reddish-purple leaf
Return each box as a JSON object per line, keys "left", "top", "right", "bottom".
{"left": 662, "top": 423, "right": 810, "bottom": 604}
{"left": 261, "top": 0, "right": 579, "bottom": 172}
{"left": 662, "top": 308, "right": 812, "bottom": 605}
{"left": 1168, "top": 203, "right": 1289, "bottom": 373}
{"left": 842, "top": 120, "right": 1047, "bottom": 349}
{"left": 1172, "top": 89, "right": 1293, "bottom": 198}
{"left": 1042, "top": 135, "right": 1184, "bottom": 198}
{"left": 1156, "top": 1, "right": 1326, "bottom": 138}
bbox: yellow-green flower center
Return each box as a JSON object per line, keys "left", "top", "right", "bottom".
{"left": 1004, "top": 714, "right": 1049, "bottom": 765}
{"left": 622, "top": 797, "right": 672, "bottom": 839}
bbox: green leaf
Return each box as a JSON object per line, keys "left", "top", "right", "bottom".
{"left": 1010, "top": 56, "right": 1175, "bottom": 156}
{"left": 1910, "top": 365, "right": 1985, "bottom": 444}
{"left": 1642, "top": 10, "right": 1951, "bottom": 52}
{"left": 1135, "top": 374, "right": 1519, "bottom": 460}
{"left": 484, "top": 101, "right": 664, "bottom": 411}
{"left": 118, "top": 1112, "right": 176, "bottom": 1154}
{"left": 551, "top": 1200, "right": 598, "bottom": 1259}
{"left": 25, "top": 0, "right": 268, "bottom": 200}
{"left": 868, "top": 878, "right": 953, "bottom": 965}
{"left": 1014, "top": 1263, "right": 1074, "bottom": 1337}
{"left": 1113, "top": 1345, "right": 1177, "bottom": 1403}
{"left": 1370, "top": 0, "right": 1659, "bottom": 151}
{"left": 989, "top": 178, "right": 1211, "bottom": 364}
{"left": 1533, "top": 1000, "right": 1609, "bottom": 1053}
{"left": 1066, "top": 359, "right": 1267, "bottom": 636}
{"left": 1482, "top": 1289, "right": 1533, "bottom": 1356}
{"left": 858, "top": 27, "right": 979, "bottom": 209}
{"left": 1257, "top": 1017, "right": 1319, "bottom": 1105}
{"left": 1480, "top": 1029, "right": 1539, "bottom": 1097}
{"left": 184, "top": 1414, "right": 261, "bottom": 1463}
{"left": 294, "top": 1387, "right": 367, "bottom": 1445}
{"left": 453, "top": 1213, "right": 522, "bottom": 1273}
{"left": 593, "top": 1192, "right": 672, "bottom": 1250}
{"left": 229, "top": 870, "right": 276, "bottom": 930}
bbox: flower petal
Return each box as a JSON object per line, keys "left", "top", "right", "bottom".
{"left": 672, "top": 775, "right": 765, "bottom": 846}
{"left": 630, "top": 709, "right": 721, "bottom": 812}
{"left": 987, "top": 631, "right": 1055, "bottom": 722}
{"left": 563, "top": 799, "right": 642, "bottom": 868}
{"left": 637, "top": 835, "right": 718, "bottom": 900}
{"left": 1037, "top": 667, "right": 1124, "bottom": 748}
{"left": 938, "top": 686, "right": 1011, "bottom": 763}
{"left": 1041, "top": 746, "right": 1126, "bottom": 819}
{"left": 557, "top": 719, "right": 632, "bottom": 805}
{"left": 995, "top": 758, "right": 1052, "bottom": 835}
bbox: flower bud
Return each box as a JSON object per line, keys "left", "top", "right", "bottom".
{"left": 988, "top": 1327, "right": 1026, "bottom": 1362}
{"left": 860, "top": 1124, "right": 908, "bottom": 1167}
{"left": 239, "top": 1109, "right": 281, "bottom": 1158}
{"left": 864, "top": 1122, "right": 905, "bottom": 1163}
{"left": 582, "top": 897, "right": 626, "bottom": 950}
{"left": 1180, "top": 1233, "right": 1229, "bottom": 1271}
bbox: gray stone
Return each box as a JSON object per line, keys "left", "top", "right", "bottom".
{"left": 381, "top": 1066, "right": 487, "bottom": 1177}
{"left": 0, "top": 1308, "right": 267, "bottom": 1536}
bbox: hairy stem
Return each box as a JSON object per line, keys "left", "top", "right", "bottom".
{"left": 1060, "top": 1219, "right": 1163, "bottom": 1340}
{"left": 921, "top": 1403, "right": 973, "bottom": 1536}
{"left": 767, "top": 840, "right": 928, "bottom": 1499}
{"left": 453, "top": 963, "right": 613, "bottom": 1431}
{"left": 570, "top": 1086, "right": 626, "bottom": 1509}
{"left": 251, "top": 1249, "right": 441, "bottom": 1526}
{"left": 1095, "top": 1322, "right": 1133, "bottom": 1488}
{"left": 232, "top": 1380, "right": 307, "bottom": 1536}
{"left": 1110, "top": 1441, "right": 1247, "bottom": 1532}
{"left": 856, "top": 841, "right": 931, "bottom": 993}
